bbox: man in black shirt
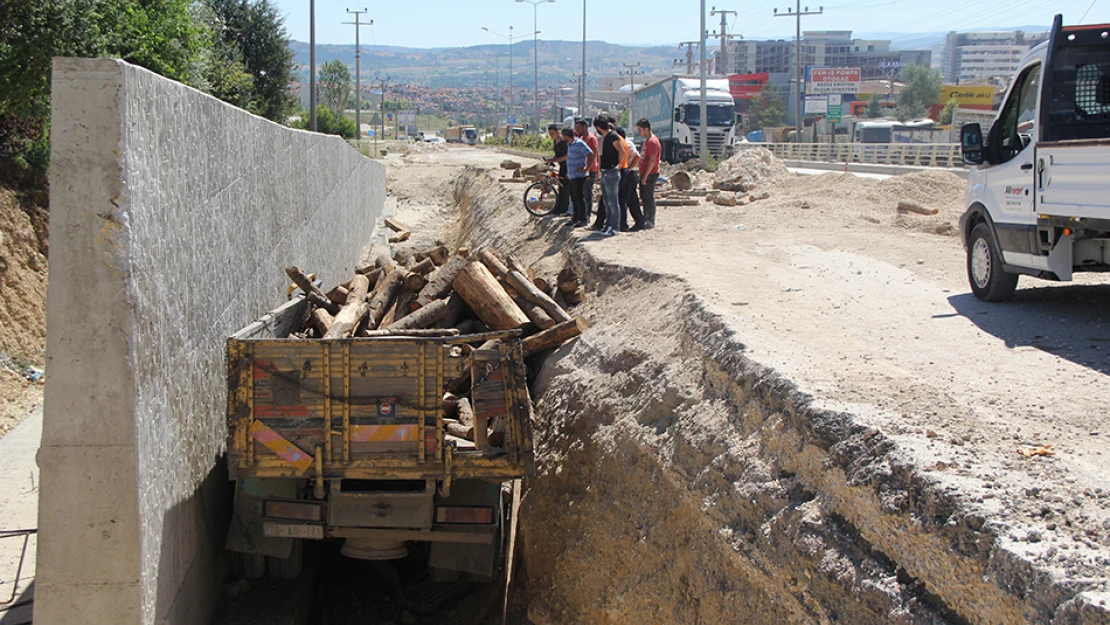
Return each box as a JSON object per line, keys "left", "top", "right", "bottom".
{"left": 544, "top": 124, "right": 570, "bottom": 215}
{"left": 593, "top": 116, "right": 624, "bottom": 237}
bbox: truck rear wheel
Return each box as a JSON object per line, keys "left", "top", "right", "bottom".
{"left": 968, "top": 222, "right": 1018, "bottom": 301}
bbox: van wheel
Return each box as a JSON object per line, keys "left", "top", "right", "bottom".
{"left": 968, "top": 222, "right": 1018, "bottom": 301}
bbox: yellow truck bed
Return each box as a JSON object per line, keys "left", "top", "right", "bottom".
{"left": 226, "top": 297, "right": 534, "bottom": 484}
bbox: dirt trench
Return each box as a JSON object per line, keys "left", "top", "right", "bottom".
{"left": 442, "top": 163, "right": 1109, "bottom": 625}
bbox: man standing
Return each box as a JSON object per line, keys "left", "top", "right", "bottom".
{"left": 574, "top": 119, "right": 599, "bottom": 220}
{"left": 544, "top": 124, "right": 570, "bottom": 216}
{"left": 564, "top": 127, "right": 593, "bottom": 227}
{"left": 593, "top": 116, "right": 623, "bottom": 237}
{"left": 637, "top": 118, "right": 661, "bottom": 229}
{"left": 617, "top": 127, "right": 644, "bottom": 231}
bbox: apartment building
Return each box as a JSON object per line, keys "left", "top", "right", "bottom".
{"left": 717, "top": 31, "right": 931, "bottom": 80}
{"left": 941, "top": 30, "right": 1049, "bottom": 82}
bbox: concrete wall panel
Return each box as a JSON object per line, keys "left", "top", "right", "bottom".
{"left": 40, "top": 58, "right": 386, "bottom": 625}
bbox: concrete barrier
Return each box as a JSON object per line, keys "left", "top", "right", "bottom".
{"left": 39, "top": 58, "right": 385, "bottom": 625}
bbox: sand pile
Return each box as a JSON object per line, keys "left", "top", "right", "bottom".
{"left": 713, "top": 147, "right": 791, "bottom": 189}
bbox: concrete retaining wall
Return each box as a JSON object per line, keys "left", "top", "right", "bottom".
{"left": 38, "top": 58, "right": 385, "bottom": 625}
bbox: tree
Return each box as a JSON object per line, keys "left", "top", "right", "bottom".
{"left": 744, "top": 83, "right": 786, "bottom": 133}
{"left": 290, "top": 106, "right": 356, "bottom": 139}
{"left": 938, "top": 95, "right": 959, "bottom": 125}
{"left": 319, "top": 60, "right": 350, "bottom": 115}
{"left": 865, "top": 96, "right": 884, "bottom": 119}
{"left": 895, "top": 64, "right": 943, "bottom": 122}
{"left": 207, "top": 0, "right": 296, "bottom": 122}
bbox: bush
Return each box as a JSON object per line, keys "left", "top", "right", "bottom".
{"left": 290, "top": 106, "right": 357, "bottom": 139}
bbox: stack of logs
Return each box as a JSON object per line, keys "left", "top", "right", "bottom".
{"left": 284, "top": 243, "right": 589, "bottom": 447}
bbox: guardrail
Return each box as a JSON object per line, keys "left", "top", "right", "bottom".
{"left": 740, "top": 142, "right": 964, "bottom": 168}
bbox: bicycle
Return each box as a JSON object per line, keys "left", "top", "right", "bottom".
{"left": 523, "top": 164, "right": 563, "bottom": 217}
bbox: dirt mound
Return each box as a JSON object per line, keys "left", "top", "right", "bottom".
{"left": 713, "top": 147, "right": 791, "bottom": 189}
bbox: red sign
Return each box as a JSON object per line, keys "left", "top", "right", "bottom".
{"left": 728, "top": 73, "right": 770, "bottom": 101}
{"left": 806, "top": 68, "right": 862, "bottom": 95}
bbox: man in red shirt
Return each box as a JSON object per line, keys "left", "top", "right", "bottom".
{"left": 575, "top": 119, "right": 599, "bottom": 218}
{"left": 637, "top": 118, "right": 661, "bottom": 229}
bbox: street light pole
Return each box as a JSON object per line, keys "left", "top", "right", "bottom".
{"left": 516, "top": 0, "right": 555, "bottom": 132}
{"left": 310, "top": 0, "right": 316, "bottom": 130}
{"left": 483, "top": 27, "right": 540, "bottom": 135}
{"left": 699, "top": 0, "right": 708, "bottom": 169}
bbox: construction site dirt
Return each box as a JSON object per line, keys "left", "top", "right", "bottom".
{"left": 355, "top": 144, "right": 1110, "bottom": 625}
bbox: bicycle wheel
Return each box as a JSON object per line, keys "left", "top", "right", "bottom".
{"left": 524, "top": 181, "right": 559, "bottom": 216}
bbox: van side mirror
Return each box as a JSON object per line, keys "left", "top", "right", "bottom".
{"left": 961, "top": 123, "right": 984, "bottom": 165}
{"left": 674, "top": 109, "right": 682, "bottom": 122}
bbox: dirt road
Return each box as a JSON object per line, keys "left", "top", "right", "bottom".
{"left": 384, "top": 143, "right": 1110, "bottom": 623}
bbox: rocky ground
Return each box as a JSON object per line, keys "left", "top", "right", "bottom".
{"left": 383, "top": 144, "right": 1110, "bottom": 624}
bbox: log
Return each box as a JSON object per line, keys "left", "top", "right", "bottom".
{"left": 533, "top": 277, "right": 555, "bottom": 297}
{"left": 415, "top": 244, "right": 450, "bottom": 266}
{"left": 452, "top": 261, "right": 530, "bottom": 331}
{"left": 286, "top": 266, "right": 340, "bottom": 315}
{"left": 411, "top": 257, "right": 436, "bottom": 276}
{"left": 366, "top": 268, "right": 404, "bottom": 330}
{"left": 402, "top": 270, "right": 428, "bottom": 293}
{"left": 415, "top": 254, "right": 469, "bottom": 308}
{"left": 326, "top": 285, "right": 349, "bottom": 306}
{"left": 446, "top": 421, "right": 475, "bottom": 441}
{"left": 379, "top": 290, "right": 417, "bottom": 328}
{"left": 457, "top": 397, "right": 474, "bottom": 427}
{"left": 310, "top": 308, "right": 334, "bottom": 335}
{"left": 477, "top": 249, "right": 510, "bottom": 279}
{"left": 456, "top": 319, "right": 479, "bottom": 335}
{"left": 359, "top": 328, "right": 459, "bottom": 337}
{"left": 563, "top": 286, "right": 585, "bottom": 305}
{"left": 432, "top": 293, "right": 466, "bottom": 329}
{"left": 506, "top": 255, "right": 528, "bottom": 276}
{"left": 516, "top": 297, "right": 556, "bottom": 330}
{"left": 556, "top": 267, "right": 580, "bottom": 292}
{"left": 506, "top": 271, "right": 572, "bottom": 323}
{"left": 897, "top": 201, "right": 939, "bottom": 215}
{"left": 521, "top": 316, "right": 589, "bottom": 354}
{"left": 384, "top": 218, "right": 410, "bottom": 233}
{"left": 388, "top": 230, "right": 412, "bottom": 244}
{"left": 457, "top": 246, "right": 471, "bottom": 259}
{"left": 323, "top": 274, "right": 371, "bottom": 339}
{"left": 387, "top": 294, "right": 460, "bottom": 330}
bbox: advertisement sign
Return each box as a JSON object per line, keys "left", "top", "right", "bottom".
{"left": 805, "top": 95, "right": 828, "bottom": 114}
{"left": 396, "top": 110, "right": 416, "bottom": 125}
{"left": 806, "top": 67, "right": 862, "bottom": 95}
{"left": 937, "top": 85, "right": 995, "bottom": 110}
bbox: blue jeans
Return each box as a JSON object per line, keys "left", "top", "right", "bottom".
{"left": 600, "top": 169, "right": 620, "bottom": 232}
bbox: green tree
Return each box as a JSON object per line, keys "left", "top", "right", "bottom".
{"left": 938, "top": 95, "right": 959, "bottom": 125}
{"left": 744, "top": 83, "right": 786, "bottom": 133}
{"left": 865, "top": 96, "right": 885, "bottom": 118}
{"left": 895, "top": 64, "right": 943, "bottom": 121}
{"left": 319, "top": 60, "right": 350, "bottom": 115}
{"left": 208, "top": 0, "right": 296, "bottom": 121}
{"left": 290, "top": 106, "right": 356, "bottom": 139}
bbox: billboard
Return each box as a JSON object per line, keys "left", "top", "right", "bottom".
{"left": 937, "top": 85, "right": 995, "bottom": 110}
{"left": 804, "top": 96, "right": 828, "bottom": 114}
{"left": 806, "top": 67, "right": 862, "bottom": 95}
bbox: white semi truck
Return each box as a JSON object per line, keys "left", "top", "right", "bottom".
{"left": 631, "top": 75, "right": 739, "bottom": 163}
{"left": 959, "top": 14, "right": 1110, "bottom": 301}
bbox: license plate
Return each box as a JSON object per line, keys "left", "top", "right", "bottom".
{"left": 263, "top": 522, "right": 324, "bottom": 539}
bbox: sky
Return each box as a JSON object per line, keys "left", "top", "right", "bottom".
{"left": 272, "top": 0, "right": 1109, "bottom": 48}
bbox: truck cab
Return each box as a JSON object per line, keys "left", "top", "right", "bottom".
{"left": 959, "top": 14, "right": 1110, "bottom": 301}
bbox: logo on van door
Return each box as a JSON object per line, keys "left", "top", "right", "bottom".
{"left": 1005, "top": 185, "right": 1026, "bottom": 196}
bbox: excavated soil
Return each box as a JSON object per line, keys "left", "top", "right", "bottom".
{"left": 0, "top": 177, "right": 48, "bottom": 438}
{"left": 378, "top": 144, "right": 1110, "bottom": 625}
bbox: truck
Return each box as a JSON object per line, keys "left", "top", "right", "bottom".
{"left": 224, "top": 296, "right": 534, "bottom": 581}
{"left": 631, "top": 75, "right": 739, "bottom": 163}
{"left": 496, "top": 125, "right": 525, "bottom": 143}
{"left": 445, "top": 126, "right": 478, "bottom": 145}
{"left": 958, "top": 14, "right": 1110, "bottom": 301}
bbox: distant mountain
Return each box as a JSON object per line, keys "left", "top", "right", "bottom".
{"left": 290, "top": 40, "right": 682, "bottom": 88}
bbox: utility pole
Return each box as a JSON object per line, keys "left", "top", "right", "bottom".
{"left": 310, "top": 0, "right": 316, "bottom": 130}
{"left": 374, "top": 75, "right": 389, "bottom": 155}
{"left": 677, "top": 41, "right": 699, "bottom": 74}
{"left": 343, "top": 9, "right": 372, "bottom": 143}
{"left": 699, "top": 0, "right": 708, "bottom": 169}
{"left": 580, "top": 0, "right": 586, "bottom": 113}
{"left": 774, "top": 2, "right": 822, "bottom": 142}
{"left": 517, "top": 0, "right": 555, "bottom": 133}
{"left": 621, "top": 62, "right": 642, "bottom": 127}
{"left": 710, "top": 6, "right": 738, "bottom": 75}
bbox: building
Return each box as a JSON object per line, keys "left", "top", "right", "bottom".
{"left": 717, "top": 31, "right": 931, "bottom": 80}
{"left": 942, "top": 30, "right": 1049, "bottom": 83}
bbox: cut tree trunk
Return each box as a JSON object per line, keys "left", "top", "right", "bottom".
{"left": 410, "top": 257, "right": 436, "bottom": 276}
{"left": 457, "top": 397, "right": 474, "bottom": 427}
{"left": 897, "top": 201, "right": 939, "bottom": 215}
{"left": 388, "top": 230, "right": 411, "bottom": 244}
{"left": 323, "top": 274, "right": 371, "bottom": 339}
{"left": 533, "top": 277, "right": 554, "bottom": 297}
{"left": 359, "top": 328, "right": 459, "bottom": 337}
{"left": 506, "top": 255, "right": 528, "bottom": 276}
{"left": 415, "top": 254, "right": 469, "bottom": 308}
{"left": 452, "top": 261, "right": 530, "bottom": 331}
{"left": 310, "top": 308, "right": 334, "bottom": 335}
{"left": 386, "top": 293, "right": 462, "bottom": 330}
{"left": 286, "top": 266, "right": 340, "bottom": 315}
{"left": 366, "top": 268, "right": 404, "bottom": 330}
{"left": 379, "top": 290, "right": 417, "bottom": 328}
{"left": 384, "top": 218, "right": 410, "bottom": 233}
{"left": 477, "top": 249, "right": 510, "bottom": 279}
{"left": 517, "top": 298, "right": 556, "bottom": 330}
{"left": 415, "top": 244, "right": 450, "bottom": 266}
{"left": 521, "top": 316, "right": 589, "bottom": 354}
{"left": 402, "top": 270, "right": 428, "bottom": 293}
{"left": 506, "top": 271, "right": 571, "bottom": 323}
{"left": 326, "top": 285, "right": 349, "bottom": 306}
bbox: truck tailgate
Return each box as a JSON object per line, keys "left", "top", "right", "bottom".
{"left": 1038, "top": 142, "right": 1110, "bottom": 218}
